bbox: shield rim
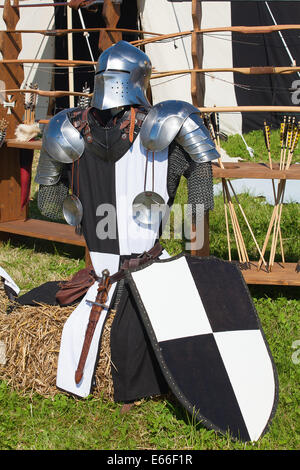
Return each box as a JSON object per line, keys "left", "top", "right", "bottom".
{"left": 125, "top": 252, "right": 279, "bottom": 442}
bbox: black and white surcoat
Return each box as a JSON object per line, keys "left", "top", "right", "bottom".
{"left": 39, "top": 106, "right": 214, "bottom": 261}
{"left": 37, "top": 105, "right": 215, "bottom": 400}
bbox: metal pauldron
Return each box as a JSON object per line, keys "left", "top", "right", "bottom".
{"left": 176, "top": 113, "right": 220, "bottom": 163}
{"left": 140, "top": 100, "right": 220, "bottom": 162}
{"left": 42, "top": 108, "right": 85, "bottom": 164}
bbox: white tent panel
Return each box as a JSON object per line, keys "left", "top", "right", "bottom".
{"left": 201, "top": 1, "right": 242, "bottom": 135}
{"left": 138, "top": 1, "right": 242, "bottom": 136}
{"left": 138, "top": 0, "right": 194, "bottom": 105}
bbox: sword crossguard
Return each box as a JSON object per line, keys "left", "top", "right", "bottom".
{"left": 86, "top": 300, "right": 109, "bottom": 309}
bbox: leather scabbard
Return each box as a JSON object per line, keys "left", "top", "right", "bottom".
{"left": 74, "top": 270, "right": 111, "bottom": 385}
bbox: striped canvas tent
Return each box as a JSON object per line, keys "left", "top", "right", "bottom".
{"left": 4, "top": 1, "right": 299, "bottom": 134}
{"left": 139, "top": 0, "right": 300, "bottom": 135}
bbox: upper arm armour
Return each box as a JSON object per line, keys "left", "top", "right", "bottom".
{"left": 34, "top": 148, "right": 64, "bottom": 185}
{"left": 140, "top": 100, "right": 220, "bottom": 163}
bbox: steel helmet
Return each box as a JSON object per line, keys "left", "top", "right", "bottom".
{"left": 91, "top": 40, "right": 152, "bottom": 110}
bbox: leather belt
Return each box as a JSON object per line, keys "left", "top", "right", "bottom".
{"left": 110, "top": 241, "right": 163, "bottom": 284}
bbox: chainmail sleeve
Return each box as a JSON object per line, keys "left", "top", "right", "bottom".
{"left": 37, "top": 179, "right": 69, "bottom": 220}
{"left": 37, "top": 163, "right": 70, "bottom": 221}
{"left": 167, "top": 143, "right": 214, "bottom": 215}
{"left": 35, "top": 144, "right": 70, "bottom": 220}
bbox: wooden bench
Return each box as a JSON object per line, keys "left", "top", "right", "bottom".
{"left": 0, "top": 218, "right": 91, "bottom": 265}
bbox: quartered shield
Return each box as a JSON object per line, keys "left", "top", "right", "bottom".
{"left": 126, "top": 254, "right": 279, "bottom": 442}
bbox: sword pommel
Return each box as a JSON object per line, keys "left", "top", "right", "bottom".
{"left": 102, "top": 269, "right": 110, "bottom": 281}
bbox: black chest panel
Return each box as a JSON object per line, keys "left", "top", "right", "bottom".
{"left": 71, "top": 107, "right": 147, "bottom": 163}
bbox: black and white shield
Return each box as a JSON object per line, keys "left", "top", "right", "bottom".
{"left": 126, "top": 254, "right": 279, "bottom": 442}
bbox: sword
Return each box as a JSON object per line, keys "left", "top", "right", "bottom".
{"left": 74, "top": 269, "right": 111, "bottom": 385}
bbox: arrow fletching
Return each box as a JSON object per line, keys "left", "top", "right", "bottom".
{"left": 263, "top": 121, "right": 271, "bottom": 150}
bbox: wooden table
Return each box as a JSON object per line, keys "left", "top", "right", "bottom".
{"left": 212, "top": 161, "right": 300, "bottom": 180}
{"left": 6, "top": 139, "right": 42, "bottom": 150}
{"left": 241, "top": 262, "right": 299, "bottom": 287}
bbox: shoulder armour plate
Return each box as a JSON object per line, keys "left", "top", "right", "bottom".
{"left": 42, "top": 108, "right": 85, "bottom": 163}
{"left": 140, "top": 100, "right": 201, "bottom": 152}
{"left": 176, "top": 113, "right": 220, "bottom": 163}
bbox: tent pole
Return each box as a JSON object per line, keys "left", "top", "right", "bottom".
{"left": 67, "top": 6, "right": 75, "bottom": 108}
{"left": 265, "top": 1, "right": 300, "bottom": 78}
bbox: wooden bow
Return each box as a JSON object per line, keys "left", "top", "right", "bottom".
{"left": 0, "top": 27, "right": 159, "bottom": 37}
{"left": 151, "top": 66, "right": 300, "bottom": 79}
{"left": 2, "top": 60, "right": 300, "bottom": 76}
{"left": 0, "top": 59, "right": 96, "bottom": 67}
{"left": 132, "top": 24, "right": 300, "bottom": 47}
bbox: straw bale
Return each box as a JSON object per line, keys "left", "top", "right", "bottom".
{"left": 0, "top": 289, "right": 115, "bottom": 401}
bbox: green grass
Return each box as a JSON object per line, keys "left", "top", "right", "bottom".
{"left": 0, "top": 131, "right": 299, "bottom": 450}
{"left": 220, "top": 127, "right": 300, "bottom": 164}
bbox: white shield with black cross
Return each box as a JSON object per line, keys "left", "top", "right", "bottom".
{"left": 126, "top": 254, "right": 279, "bottom": 442}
